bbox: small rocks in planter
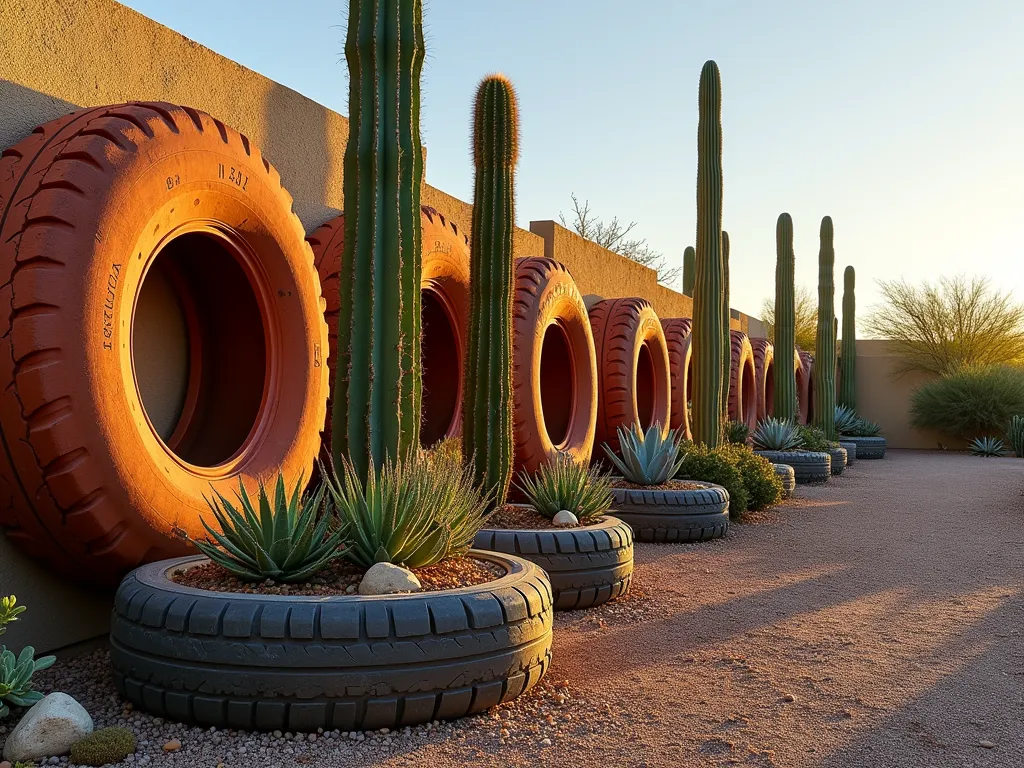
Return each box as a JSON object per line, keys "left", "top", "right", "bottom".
{"left": 552, "top": 510, "right": 579, "bottom": 527}
{"left": 358, "top": 562, "right": 422, "bottom": 595}
{"left": 2, "top": 692, "right": 94, "bottom": 762}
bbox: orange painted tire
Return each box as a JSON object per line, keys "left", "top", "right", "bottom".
{"left": 750, "top": 338, "right": 774, "bottom": 422}
{"left": 309, "top": 206, "right": 471, "bottom": 451}
{"left": 589, "top": 298, "right": 671, "bottom": 455}
{"left": 0, "top": 103, "right": 329, "bottom": 583}
{"left": 797, "top": 350, "right": 814, "bottom": 424}
{"left": 729, "top": 331, "right": 758, "bottom": 430}
{"left": 662, "top": 318, "right": 693, "bottom": 441}
{"left": 511, "top": 258, "right": 597, "bottom": 476}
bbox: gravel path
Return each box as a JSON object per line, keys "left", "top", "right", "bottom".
{"left": 3, "top": 450, "right": 1022, "bottom": 767}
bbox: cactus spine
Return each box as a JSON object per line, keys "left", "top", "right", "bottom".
{"left": 773, "top": 213, "right": 797, "bottom": 421}
{"left": 334, "top": 0, "right": 425, "bottom": 480}
{"left": 813, "top": 216, "right": 837, "bottom": 439}
{"left": 463, "top": 74, "right": 518, "bottom": 505}
{"left": 721, "top": 230, "right": 731, "bottom": 416}
{"left": 692, "top": 60, "right": 725, "bottom": 448}
{"left": 682, "top": 246, "right": 696, "bottom": 296}
{"left": 839, "top": 266, "right": 857, "bottom": 409}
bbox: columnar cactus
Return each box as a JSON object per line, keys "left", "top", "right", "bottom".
{"left": 682, "top": 246, "right": 695, "bottom": 296}
{"left": 691, "top": 60, "right": 725, "bottom": 448}
{"left": 813, "top": 216, "right": 837, "bottom": 439}
{"left": 463, "top": 74, "right": 518, "bottom": 505}
{"left": 840, "top": 266, "right": 857, "bottom": 410}
{"left": 334, "top": 0, "right": 426, "bottom": 479}
{"left": 773, "top": 213, "right": 798, "bottom": 421}
{"left": 721, "top": 230, "right": 731, "bottom": 415}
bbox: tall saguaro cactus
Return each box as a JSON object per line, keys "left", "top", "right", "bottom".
{"left": 721, "top": 230, "right": 731, "bottom": 415}
{"left": 773, "top": 213, "right": 797, "bottom": 420}
{"left": 682, "top": 246, "right": 696, "bottom": 296}
{"left": 813, "top": 216, "right": 837, "bottom": 439}
{"left": 839, "top": 266, "right": 857, "bottom": 410}
{"left": 334, "top": 0, "right": 426, "bottom": 480}
{"left": 692, "top": 60, "right": 725, "bottom": 448}
{"left": 463, "top": 74, "right": 518, "bottom": 505}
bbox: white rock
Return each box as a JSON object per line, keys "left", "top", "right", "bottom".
{"left": 2, "top": 692, "right": 94, "bottom": 762}
{"left": 358, "top": 562, "right": 422, "bottom": 595}
{"left": 552, "top": 510, "right": 579, "bottom": 527}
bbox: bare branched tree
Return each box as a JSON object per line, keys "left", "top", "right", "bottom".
{"left": 864, "top": 275, "right": 1024, "bottom": 375}
{"left": 560, "top": 194, "right": 681, "bottom": 289}
{"left": 760, "top": 286, "right": 818, "bottom": 352}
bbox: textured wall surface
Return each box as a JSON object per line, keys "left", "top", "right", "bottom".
{"left": 1, "top": 0, "right": 760, "bottom": 651}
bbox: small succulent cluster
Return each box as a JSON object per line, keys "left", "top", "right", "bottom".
{"left": 0, "top": 596, "right": 55, "bottom": 719}
{"left": 602, "top": 423, "right": 686, "bottom": 486}
{"left": 834, "top": 405, "right": 883, "bottom": 437}
{"left": 70, "top": 727, "right": 137, "bottom": 766}
{"left": 969, "top": 436, "right": 1006, "bottom": 457}
{"left": 516, "top": 454, "right": 613, "bottom": 522}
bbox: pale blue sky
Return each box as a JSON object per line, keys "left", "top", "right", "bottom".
{"left": 121, "top": 0, "right": 1024, "bottom": 322}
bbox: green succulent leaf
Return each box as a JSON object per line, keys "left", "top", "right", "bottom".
{"left": 515, "top": 454, "right": 614, "bottom": 521}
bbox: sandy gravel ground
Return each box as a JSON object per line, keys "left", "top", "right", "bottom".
{"left": 3, "top": 450, "right": 1022, "bottom": 768}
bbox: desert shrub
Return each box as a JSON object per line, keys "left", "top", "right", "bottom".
{"left": 909, "top": 364, "right": 1024, "bottom": 439}
{"left": 516, "top": 454, "right": 613, "bottom": 522}
{"left": 724, "top": 420, "right": 750, "bottom": 445}
{"left": 796, "top": 424, "right": 837, "bottom": 452}
{"left": 722, "top": 445, "right": 784, "bottom": 512}
{"left": 70, "top": 727, "right": 137, "bottom": 766}
{"left": 676, "top": 443, "right": 748, "bottom": 517}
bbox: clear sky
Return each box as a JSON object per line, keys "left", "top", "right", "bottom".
{"left": 121, "top": 0, "right": 1024, "bottom": 323}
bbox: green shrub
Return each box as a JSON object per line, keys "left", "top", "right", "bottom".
{"left": 796, "top": 424, "right": 837, "bottom": 452}
{"left": 720, "top": 444, "right": 784, "bottom": 512}
{"left": 676, "top": 443, "right": 748, "bottom": 517}
{"left": 326, "top": 448, "right": 490, "bottom": 569}
{"left": 724, "top": 420, "right": 750, "bottom": 445}
{"left": 516, "top": 454, "right": 613, "bottom": 522}
{"left": 1008, "top": 416, "right": 1024, "bottom": 458}
{"left": 910, "top": 364, "right": 1024, "bottom": 438}
{"left": 70, "top": 727, "right": 137, "bottom": 766}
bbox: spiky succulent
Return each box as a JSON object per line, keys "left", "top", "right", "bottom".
{"left": 969, "top": 436, "right": 1006, "bottom": 457}
{"left": 515, "top": 454, "right": 614, "bottom": 522}
{"left": 751, "top": 417, "right": 803, "bottom": 452}
{"left": 725, "top": 420, "right": 750, "bottom": 445}
{"left": 188, "top": 475, "right": 344, "bottom": 583}
{"left": 1, "top": 645, "right": 55, "bottom": 718}
{"left": 325, "top": 447, "right": 489, "bottom": 569}
{"left": 834, "top": 404, "right": 882, "bottom": 437}
{"left": 602, "top": 422, "right": 686, "bottom": 486}
{"left": 1008, "top": 415, "right": 1024, "bottom": 458}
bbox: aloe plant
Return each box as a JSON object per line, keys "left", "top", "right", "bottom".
{"left": 1008, "top": 415, "right": 1024, "bottom": 458}
{"left": 325, "top": 447, "right": 489, "bottom": 568}
{"left": 1, "top": 645, "right": 55, "bottom": 719}
{"left": 515, "top": 455, "right": 613, "bottom": 522}
{"left": 188, "top": 475, "right": 344, "bottom": 583}
{"left": 602, "top": 423, "right": 686, "bottom": 485}
{"left": 834, "top": 405, "right": 882, "bottom": 437}
{"left": 969, "top": 436, "right": 1005, "bottom": 457}
{"left": 751, "top": 417, "right": 803, "bottom": 452}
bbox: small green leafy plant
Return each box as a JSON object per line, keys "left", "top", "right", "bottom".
{"left": 70, "top": 727, "right": 137, "bottom": 766}
{"left": 1, "top": 644, "right": 56, "bottom": 719}
{"left": 969, "top": 436, "right": 1006, "bottom": 457}
{"left": 751, "top": 418, "right": 802, "bottom": 451}
{"left": 724, "top": 420, "right": 751, "bottom": 445}
{"left": 326, "top": 448, "right": 490, "bottom": 569}
{"left": 602, "top": 423, "right": 685, "bottom": 486}
{"left": 516, "top": 454, "right": 613, "bottom": 522}
{"left": 910, "top": 364, "right": 1024, "bottom": 438}
{"left": 796, "top": 424, "right": 838, "bottom": 452}
{"left": 0, "top": 595, "right": 26, "bottom": 636}
{"left": 719, "top": 444, "right": 784, "bottom": 513}
{"left": 1008, "top": 415, "right": 1024, "bottom": 458}
{"left": 187, "top": 474, "right": 344, "bottom": 583}
{"left": 676, "top": 443, "right": 749, "bottom": 516}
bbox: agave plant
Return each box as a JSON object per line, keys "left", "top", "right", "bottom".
{"left": 835, "top": 404, "right": 882, "bottom": 437}
{"left": 1, "top": 645, "right": 55, "bottom": 718}
{"left": 325, "top": 448, "right": 490, "bottom": 569}
{"left": 1007, "top": 415, "right": 1024, "bottom": 458}
{"left": 188, "top": 475, "right": 345, "bottom": 583}
{"left": 751, "top": 417, "right": 803, "bottom": 452}
{"left": 845, "top": 417, "right": 883, "bottom": 437}
{"left": 969, "top": 436, "right": 1006, "bottom": 457}
{"left": 515, "top": 454, "right": 614, "bottom": 522}
{"left": 602, "top": 422, "right": 685, "bottom": 485}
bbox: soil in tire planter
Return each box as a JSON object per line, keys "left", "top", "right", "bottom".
{"left": 0, "top": 104, "right": 328, "bottom": 583}
{"left": 110, "top": 553, "right": 553, "bottom": 732}
{"left": 611, "top": 483, "right": 730, "bottom": 543}
{"left": 474, "top": 516, "right": 633, "bottom": 611}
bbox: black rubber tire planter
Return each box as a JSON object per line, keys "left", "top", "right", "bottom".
{"left": 754, "top": 451, "right": 831, "bottom": 484}
{"left": 839, "top": 441, "right": 857, "bottom": 464}
{"left": 773, "top": 464, "right": 796, "bottom": 499}
{"left": 473, "top": 516, "right": 633, "bottom": 611}
{"left": 610, "top": 482, "right": 730, "bottom": 543}
{"left": 828, "top": 446, "right": 848, "bottom": 476}
{"left": 110, "top": 554, "right": 553, "bottom": 732}
{"left": 841, "top": 436, "right": 886, "bottom": 459}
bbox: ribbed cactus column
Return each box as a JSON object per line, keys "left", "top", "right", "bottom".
{"left": 721, "top": 230, "right": 731, "bottom": 416}
{"left": 463, "top": 74, "right": 518, "bottom": 505}
{"left": 773, "top": 213, "right": 797, "bottom": 421}
{"left": 334, "top": 0, "right": 425, "bottom": 480}
{"left": 682, "top": 246, "right": 695, "bottom": 296}
{"left": 813, "top": 216, "right": 837, "bottom": 439}
{"left": 692, "top": 60, "right": 725, "bottom": 448}
{"left": 839, "top": 266, "right": 857, "bottom": 409}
